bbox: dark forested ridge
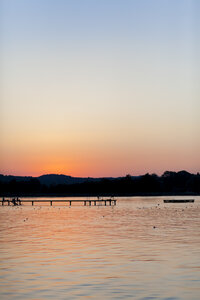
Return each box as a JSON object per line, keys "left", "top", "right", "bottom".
{"left": 0, "top": 171, "right": 199, "bottom": 196}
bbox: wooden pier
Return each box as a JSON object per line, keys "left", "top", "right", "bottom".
{"left": 0, "top": 197, "right": 117, "bottom": 206}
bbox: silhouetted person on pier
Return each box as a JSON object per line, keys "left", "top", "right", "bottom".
{"left": 16, "top": 197, "right": 21, "bottom": 205}
{"left": 12, "top": 198, "right": 17, "bottom": 206}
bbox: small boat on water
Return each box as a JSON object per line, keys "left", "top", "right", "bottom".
{"left": 163, "top": 199, "right": 194, "bottom": 203}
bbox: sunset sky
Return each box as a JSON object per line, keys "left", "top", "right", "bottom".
{"left": 1, "top": 0, "right": 199, "bottom": 177}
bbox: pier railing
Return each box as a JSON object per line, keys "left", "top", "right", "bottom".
{"left": 0, "top": 198, "right": 117, "bottom": 206}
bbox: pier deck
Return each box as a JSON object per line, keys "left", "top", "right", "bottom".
{"left": 0, "top": 198, "right": 117, "bottom": 206}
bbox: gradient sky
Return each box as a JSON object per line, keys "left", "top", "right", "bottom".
{"left": 1, "top": 0, "right": 200, "bottom": 177}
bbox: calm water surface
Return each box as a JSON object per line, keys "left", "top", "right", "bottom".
{"left": 0, "top": 196, "right": 200, "bottom": 299}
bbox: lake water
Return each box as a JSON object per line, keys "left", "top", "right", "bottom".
{"left": 0, "top": 196, "right": 200, "bottom": 299}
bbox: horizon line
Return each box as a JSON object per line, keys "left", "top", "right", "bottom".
{"left": 0, "top": 169, "right": 199, "bottom": 179}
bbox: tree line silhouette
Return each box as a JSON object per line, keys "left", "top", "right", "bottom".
{"left": 0, "top": 170, "right": 199, "bottom": 196}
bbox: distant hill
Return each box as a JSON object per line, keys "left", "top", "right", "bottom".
{"left": 37, "top": 174, "right": 102, "bottom": 186}
{"left": 0, "top": 173, "right": 117, "bottom": 186}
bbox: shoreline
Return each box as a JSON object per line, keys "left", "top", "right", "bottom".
{"left": 0, "top": 192, "right": 199, "bottom": 198}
